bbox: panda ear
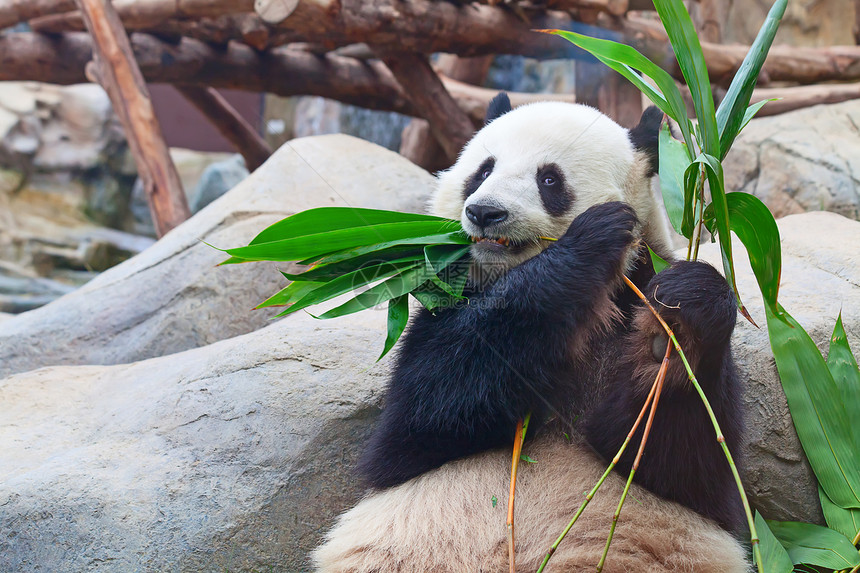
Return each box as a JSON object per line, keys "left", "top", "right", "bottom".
{"left": 628, "top": 105, "right": 663, "bottom": 176}
{"left": 485, "top": 92, "right": 512, "bottom": 125}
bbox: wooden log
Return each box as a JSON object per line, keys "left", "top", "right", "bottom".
{"left": 2, "top": 0, "right": 254, "bottom": 30}
{"left": 73, "top": 0, "right": 189, "bottom": 237}
{"left": 377, "top": 50, "right": 474, "bottom": 161}
{"left": 175, "top": 85, "right": 272, "bottom": 171}
{"left": 400, "top": 54, "right": 493, "bottom": 172}
{"left": 440, "top": 76, "right": 578, "bottom": 123}
{"left": 751, "top": 82, "right": 860, "bottom": 117}
{"left": 575, "top": 59, "right": 642, "bottom": 127}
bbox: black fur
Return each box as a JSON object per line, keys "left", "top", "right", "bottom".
{"left": 628, "top": 105, "right": 663, "bottom": 176}
{"left": 536, "top": 163, "right": 572, "bottom": 216}
{"left": 584, "top": 261, "right": 744, "bottom": 533}
{"left": 357, "top": 201, "right": 745, "bottom": 535}
{"left": 485, "top": 92, "right": 513, "bottom": 124}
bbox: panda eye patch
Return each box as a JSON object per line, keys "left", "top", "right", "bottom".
{"left": 536, "top": 163, "right": 572, "bottom": 216}
{"left": 463, "top": 158, "right": 495, "bottom": 199}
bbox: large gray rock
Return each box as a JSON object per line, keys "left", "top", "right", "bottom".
{"left": 0, "top": 306, "right": 391, "bottom": 573}
{"left": 696, "top": 210, "right": 860, "bottom": 524}
{"left": 723, "top": 100, "right": 860, "bottom": 221}
{"left": 0, "top": 134, "right": 434, "bottom": 378}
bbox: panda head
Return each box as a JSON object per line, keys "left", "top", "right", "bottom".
{"left": 431, "top": 93, "right": 668, "bottom": 281}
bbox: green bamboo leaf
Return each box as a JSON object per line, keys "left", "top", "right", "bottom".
{"left": 248, "top": 207, "right": 448, "bottom": 246}
{"left": 318, "top": 266, "right": 432, "bottom": 319}
{"left": 703, "top": 192, "right": 781, "bottom": 316}
{"left": 218, "top": 255, "right": 249, "bottom": 266}
{"left": 820, "top": 486, "right": 860, "bottom": 541}
{"left": 766, "top": 304, "right": 860, "bottom": 509}
{"left": 424, "top": 244, "right": 471, "bottom": 296}
{"left": 226, "top": 220, "right": 462, "bottom": 262}
{"left": 766, "top": 519, "right": 860, "bottom": 569}
{"left": 826, "top": 313, "right": 860, "bottom": 446}
{"left": 283, "top": 246, "right": 425, "bottom": 282}
{"left": 255, "top": 280, "right": 325, "bottom": 309}
{"left": 307, "top": 231, "right": 470, "bottom": 266}
{"left": 755, "top": 512, "right": 794, "bottom": 573}
{"left": 739, "top": 99, "right": 777, "bottom": 134}
{"left": 412, "top": 282, "right": 451, "bottom": 312}
{"left": 648, "top": 245, "right": 670, "bottom": 273}
{"left": 378, "top": 295, "right": 409, "bottom": 361}
{"left": 658, "top": 123, "right": 688, "bottom": 235}
{"left": 275, "top": 260, "right": 423, "bottom": 317}
{"left": 652, "top": 0, "right": 719, "bottom": 156}
{"left": 716, "top": 0, "right": 787, "bottom": 158}
{"left": 541, "top": 29, "right": 695, "bottom": 155}
{"left": 680, "top": 161, "right": 700, "bottom": 238}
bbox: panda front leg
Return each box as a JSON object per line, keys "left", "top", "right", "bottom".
{"left": 584, "top": 260, "right": 745, "bottom": 534}
{"left": 356, "top": 201, "right": 639, "bottom": 490}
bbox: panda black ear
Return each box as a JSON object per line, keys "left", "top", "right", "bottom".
{"left": 485, "top": 92, "right": 513, "bottom": 125}
{"left": 628, "top": 105, "right": 663, "bottom": 176}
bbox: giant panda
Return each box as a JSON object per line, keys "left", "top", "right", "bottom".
{"left": 313, "top": 94, "right": 749, "bottom": 572}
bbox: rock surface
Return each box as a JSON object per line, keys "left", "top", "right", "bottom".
{"left": 0, "top": 308, "right": 391, "bottom": 573}
{"left": 0, "top": 134, "right": 434, "bottom": 378}
{"left": 724, "top": 100, "right": 860, "bottom": 221}
{"left": 696, "top": 210, "right": 860, "bottom": 524}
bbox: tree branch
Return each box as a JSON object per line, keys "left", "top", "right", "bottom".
{"left": 175, "top": 85, "right": 272, "bottom": 172}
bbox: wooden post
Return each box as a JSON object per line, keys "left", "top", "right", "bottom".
{"left": 74, "top": 0, "right": 190, "bottom": 238}
{"left": 175, "top": 85, "right": 272, "bottom": 172}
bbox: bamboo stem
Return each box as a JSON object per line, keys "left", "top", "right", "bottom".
{"left": 692, "top": 167, "right": 706, "bottom": 261}
{"left": 596, "top": 343, "right": 670, "bottom": 572}
{"left": 621, "top": 274, "right": 764, "bottom": 573}
{"left": 535, "top": 353, "right": 666, "bottom": 573}
{"left": 508, "top": 413, "right": 530, "bottom": 573}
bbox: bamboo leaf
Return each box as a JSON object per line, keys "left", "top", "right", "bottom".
{"left": 658, "top": 123, "right": 688, "bottom": 235}
{"left": 275, "top": 260, "right": 423, "bottom": 317}
{"left": 766, "top": 304, "right": 860, "bottom": 509}
{"left": 651, "top": 0, "right": 719, "bottom": 156}
{"left": 255, "top": 280, "right": 325, "bottom": 309}
{"left": 703, "top": 192, "right": 781, "bottom": 316}
{"left": 226, "top": 220, "right": 463, "bottom": 262}
{"left": 826, "top": 313, "right": 860, "bottom": 447}
{"left": 379, "top": 295, "right": 410, "bottom": 361}
{"left": 820, "top": 486, "right": 860, "bottom": 541}
{"left": 755, "top": 512, "right": 794, "bottom": 573}
{"left": 648, "top": 245, "right": 670, "bottom": 273}
{"left": 541, "top": 29, "right": 696, "bottom": 154}
{"left": 681, "top": 162, "right": 700, "bottom": 238}
{"left": 306, "top": 231, "right": 470, "bottom": 266}
{"left": 739, "top": 99, "right": 777, "bottom": 134}
{"left": 318, "top": 266, "right": 432, "bottom": 319}
{"left": 248, "top": 207, "right": 448, "bottom": 246}
{"left": 766, "top": 519, "right": 860, "bottom": 569}
{"left": 283, "top": 246, "right": 425, "bottom": 282}
{"left": 716, "top": 0, "right": 787, "bottom": 158}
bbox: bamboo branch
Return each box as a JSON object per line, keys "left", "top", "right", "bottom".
{"left": 507, "top": 415, "right": 530, "bottom": 573}
{"left": 74, "top": 0, "right": 189, "bottom": 237}
{"left": 175, "top": 84, "right": 272, "bottom": 172}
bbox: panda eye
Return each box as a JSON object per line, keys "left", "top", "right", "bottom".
{"left": 537, "top": 167, "right": 563, "bottom": 191}
{"left": 542, "top": 175, "right": 556, "bottom": 186}
{"left": 481, "top": 168, "right": 492, "bottom": 179}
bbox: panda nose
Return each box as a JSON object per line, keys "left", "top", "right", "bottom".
{"left": 465, "top": 204, "right": 508, "bottom": 228}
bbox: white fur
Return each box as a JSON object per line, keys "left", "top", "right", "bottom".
{"left": 313, "top": 102, "right": 746, "bottom": 572}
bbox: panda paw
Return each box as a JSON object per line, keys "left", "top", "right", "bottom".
{"left": 558, "top": 201, "right": 638, "bottom": 275}
{"left": 647, "top": 261, "right": 737, "bottom": 348}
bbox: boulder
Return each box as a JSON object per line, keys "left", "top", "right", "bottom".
{"left": 190, "top": 154, "right": 249, "bottom": 213}
{"left": 0, "top": 134, "right": 434, "bottom": 378}
{"left": 723, "top": 100, "right": 860, "bottom": 221}
{"left": 0, "top": 306, "right": 391, "bottom": 573}
{"left": 695, "top": 210, "right": 860, "bottom": 524}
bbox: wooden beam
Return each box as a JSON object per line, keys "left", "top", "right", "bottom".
{"left": 73, "top": 0, "right": 189, "bottom": 237}
{"left": 175, "top": 85, "right": 272, "bottom": 172}
{"left": 377, "top": 50, "right": 474, "bottom": 161}
{"left": 751, "top": 82, "right": 860, "bottom": 116}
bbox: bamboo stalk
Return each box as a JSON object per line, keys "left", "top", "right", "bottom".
{"left": 596, "top": 343, "right": 670, "bottom": 571}
{"left": 507, "top": 413, "right": 531, "bottom": 573}
{"left": 535, "top": 350, "right": 666, "bottom": 573}
{"left": 621, "top": 274, "right": 764, "bottom": 573}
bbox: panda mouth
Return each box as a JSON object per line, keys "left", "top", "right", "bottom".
{"left": 471, "top": 236, "right": 512, "bottom": 247}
